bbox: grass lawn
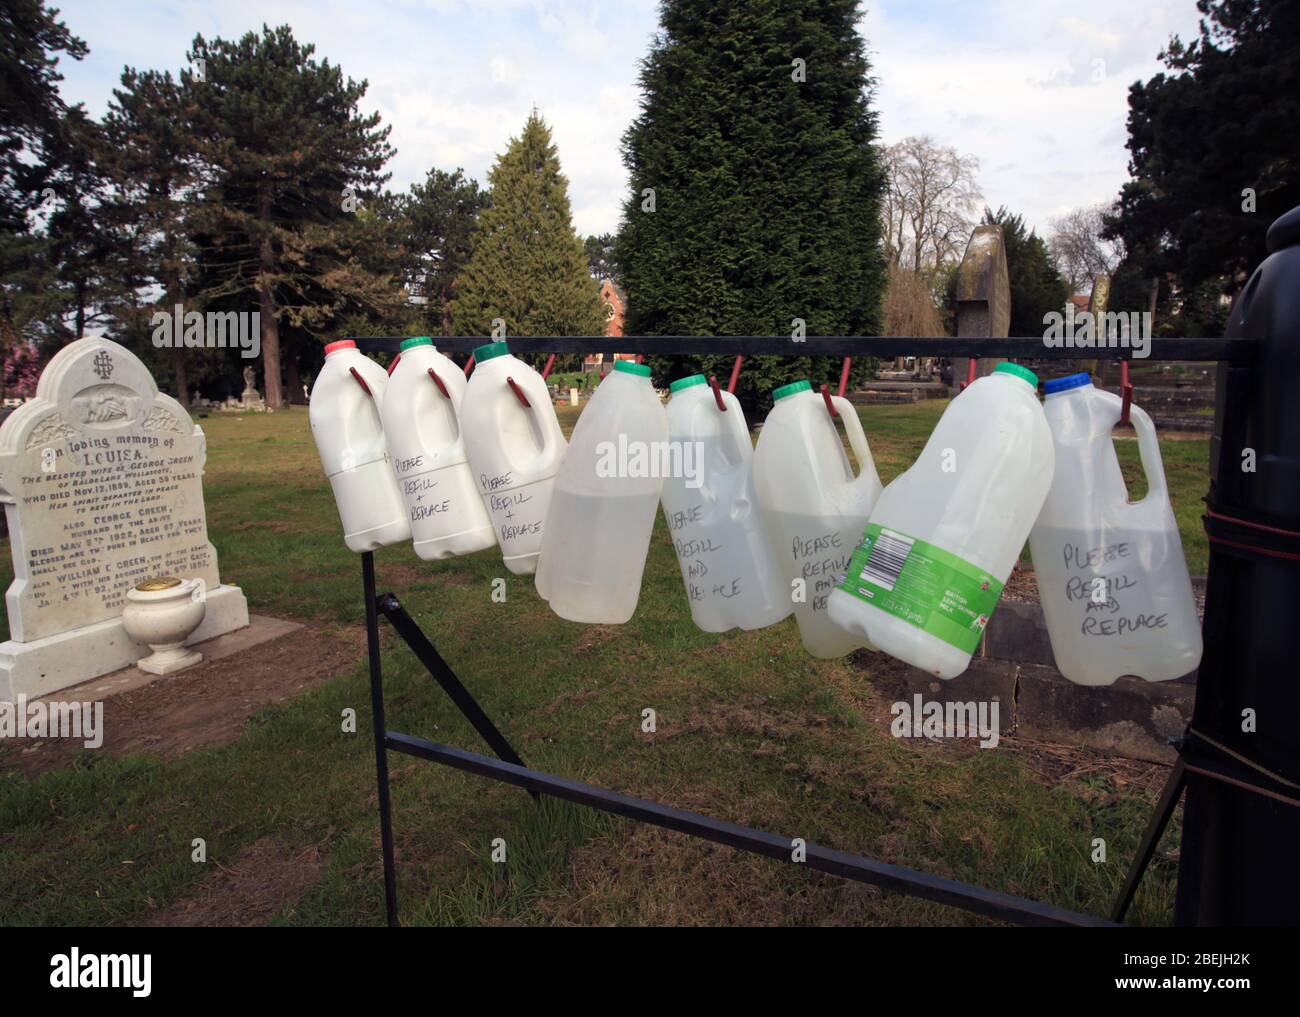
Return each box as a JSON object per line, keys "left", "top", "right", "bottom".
{"left": 0, "top": 399, "right": 1208, "bottom": 926}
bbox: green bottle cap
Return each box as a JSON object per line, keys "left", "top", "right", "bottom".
{"left": 614, "top": 360, "right": 652, "bottom": 377}
{"left": 400, "top": 336, "right": 433, "bottom": 352}
{"left": 993, "top": 362, "right": 1039, "bottom": 388}
{"left": 669, "top": 374, "right": 707, "bottom": 393}
{"left": 473, "top": 341, "right": 510, "bottom": 363}
{"left": 772, "top": 380, "right": 812, "bottom": 401}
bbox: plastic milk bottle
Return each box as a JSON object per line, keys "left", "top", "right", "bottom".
{"left": 828, "top": 363, "right": 1054, "bottom": 678}
{"left": 461, "top": 341, "right": 566, "bottom": 575}
{"left": 309, "top": 340, "right": 410, "bottom": 552}
{"left": 1028, "top": 373, "right": 1202, "bottom": 685}
{"left": 535, "top": 361, "right": 668, "bottom": 623}
{"left": 661, "top": 375, "right": 791, "bottom": 633}
{"left": 753, "top": 380, "right": 882, "bottom": 658}
{"left": 382, "top": 337, "right": 496, "bottom": 559}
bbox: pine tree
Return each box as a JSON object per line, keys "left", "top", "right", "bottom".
{"left": 392, "top": 168, "right": 486, "bottom": 337}
{"left": 616, "top": 0, "right": 887, "bottom": 413}
{"left": 1106, "top": 0, "right": 1300, "bottom": 319}
{"left": 184, "top": 25, "right": 397, "bottom": 409}
{"left": 451, "top": 111, "right": 605, "bottom": 342}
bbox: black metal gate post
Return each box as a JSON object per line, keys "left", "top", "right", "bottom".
{"left": 1175, "top": 206, "right": 1300, "bottom": 925}
{"left": 362, "top": 551, "right": 399, "bottom": 927}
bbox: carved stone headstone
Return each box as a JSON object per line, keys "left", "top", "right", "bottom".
{"left": 0, "top": 338, "right": 249, "bottom": 701}
{"left": 952, "top": 225, "right": 1011, "bottom": 395}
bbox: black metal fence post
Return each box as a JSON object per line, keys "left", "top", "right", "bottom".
{"left": 1175, "top": 205, "right": 1300, "bottom": 925}
{"left": 363, "top": 551, "right": 399, "bottom": 927}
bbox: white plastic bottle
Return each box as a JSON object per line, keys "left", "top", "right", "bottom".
{"left": 461, "top": 341, "right": 566, "bottom": 575}
{"left": 382, "top": 337, "right": 497, "bottom": 560}
{"left": 309, "top": 339, "right": 411, "bottom": 552}
{"left": 661, "top": 375, "right": 791, "bottom": 633}
{"left": 535, "top": 361, "right": 668, "bottom": 623}
{"left": 753, "top": 380, "right": 882, "bottom": 658}
{"left": 828, "top": 362, "right": 1054, "bottom": 678}
{"left": 1028, "top": 373, "right": 1202, "bottom": 685}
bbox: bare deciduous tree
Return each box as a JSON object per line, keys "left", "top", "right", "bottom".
{"left": 880, "top": 137, "right": 982, "bottom": 273}
{"left": 1048, "top": 204, "right": 1124, "bottom": 294}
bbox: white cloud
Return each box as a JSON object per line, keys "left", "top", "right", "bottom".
{"left": 52, "top": 0, "right": 1203, "bottom": 240}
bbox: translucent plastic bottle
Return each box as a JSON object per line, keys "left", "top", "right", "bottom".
{"left": 753, "top": 380, "right": 882, "bottom": 658}
{"left": 535, "top": 361, "right": 668, "bottom": 623}
{"left": 828, "top": 363, "right": 1054, "bottom": 678}
{"left": 461, "top": 341, "right": 566, "bottom": 575}
{"left": 1028, "top": 373, "right": 1202, "bottom": 685}
{"left": 661, "top": 375, "right": 791, "bottom": 633}
{"left": 382, "top": 337, "right": 496, "bottom": 560}
{"left": 309, "top": 340, "right": 411, "bottom": 552}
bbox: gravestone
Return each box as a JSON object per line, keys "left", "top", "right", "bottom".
{"left": 240, "top": 365, "right": 263, "bottom": 408}
{"left": 951, "top": 225, "right": 1011, "bottom": 396}
{"left": 0, "top": 337, "right": 249, "bottom": 702}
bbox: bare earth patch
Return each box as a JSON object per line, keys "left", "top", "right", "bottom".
{"left": 140, "top": 836, "right": 323, "bottom": 927}
{"left": 0, "top": 621, "right": 365, "bottom": 779}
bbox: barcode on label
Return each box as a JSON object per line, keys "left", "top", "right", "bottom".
{"left": 858, "top": 528, "right": 914, "bottom": 592}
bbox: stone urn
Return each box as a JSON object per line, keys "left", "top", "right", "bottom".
{"left": 122, "top": 577, "right": 206, "bottom": 675}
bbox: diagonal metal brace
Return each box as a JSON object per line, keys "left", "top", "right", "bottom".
{"left": 375, "top": 591, "right": 536, "bottom": 797}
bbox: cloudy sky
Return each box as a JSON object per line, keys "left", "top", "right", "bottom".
{"left": 52, "top": 0, "right": 1205, "bottom": 239}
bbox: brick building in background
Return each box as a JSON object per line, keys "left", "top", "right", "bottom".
{"left": 584, "top": 278, "right": 632, "bottom": 374}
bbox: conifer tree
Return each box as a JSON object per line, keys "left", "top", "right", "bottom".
{"left": 184, "top": 25, "right": 396, "bottom": 409}
{"left": 616, "top": 0, "right": 887, "bottom": 412}
{"left": 452, "top": 111, "right": 605, "bottom": 341}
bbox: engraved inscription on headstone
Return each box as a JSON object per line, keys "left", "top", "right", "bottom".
{"left": 0, "top": 338, "right": 222, "bottom": 642}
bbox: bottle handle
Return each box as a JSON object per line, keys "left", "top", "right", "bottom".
{"left": 833, "top": 395, "right": 873, "bottom": 483}
{"left": 1127, "top": 401, "right": 1168, "bottom": 507}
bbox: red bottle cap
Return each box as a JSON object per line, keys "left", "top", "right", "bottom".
{"left": 324, "top": 340, "right": 357, "bottom": 355}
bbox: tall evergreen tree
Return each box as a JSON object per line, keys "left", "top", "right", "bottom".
{"left": 982, "top": 207, "right": 1069, "bottom": 338}
{"left": 184, "top": 25, "right": 396, "bottom": 409}
{"left": 0, "top": 0, "right": 89, "bottom": 360}
{"left": 392, "top": 168, "right": 486, "bottom": 337}
{"left": 1105, "top": 0, "right": 1300, "bottom": 318}
{"left": 452, "top": 111, "right": 604, "bottom": 341}
{"left": 616, "top": 0, "right": 887, "bottom": 412}
{"left": 101, "top": 67, "right": 204, "bottom": 404}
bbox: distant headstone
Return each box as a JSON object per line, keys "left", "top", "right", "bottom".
{"left": 241, "top": 365, "right": 262, "bottom": 408}
{"left": 952, "top": 225, "right": 1011, "bottom": 395}
{"left": 0, "top": 338, "right": 249, "bottom": 701}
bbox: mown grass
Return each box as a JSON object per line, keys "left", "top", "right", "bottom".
{"left": 0, "top": 399, "right": 1203, "bottom": 926}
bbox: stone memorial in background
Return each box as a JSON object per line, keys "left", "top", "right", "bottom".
{"left": 951, "top": 224, "right": 1011, "bottom": 396}
{"left": 0, "top": 337, "right": 249, "bottom": 702}
{"left": 240, "top": 365, "right": 262, "bottom": 408}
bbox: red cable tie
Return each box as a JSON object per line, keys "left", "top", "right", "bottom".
{"left": 387, "top": 353, "right": 401, "bottom": 376}
{"left": 541, "top": 353, "right": 556, "bottom": 380}
{"left": 1206, "top": 534, "right": 1300, "bottom": 563}
{"left": 709, "top": 375, "right": 727, "bottom": 411}
{"left": 349, "top": 366, "right": 372, "bottom": 396}
{"left": 507, "top": 376, "right": 531, "bottom": 408}
{"left": 464, "top": 354, "right": 475, "bottom": 377}
{"left": 1120, "top": 360, "right": 1133, "bottom": 425}
{"left": 837, "top": 356, "right": 852, "bottom": 398}
{"left": 821, "top": 382, "right": 838, "bottom": 417}
{"left": 1205, "top": 508, "right": 1300, "bottom": 539}
{"left": 427, "top": 367, "right": 449, "bottom": 398}
{"left": 727, "top": 355, "right": 744, "bottom": 394}
{"left": 960, "top": 358, "right": 977, "bottom": 392}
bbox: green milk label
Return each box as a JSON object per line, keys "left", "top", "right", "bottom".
{"left": 836, "top": 524, "right": 1003, "bottom": 654}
